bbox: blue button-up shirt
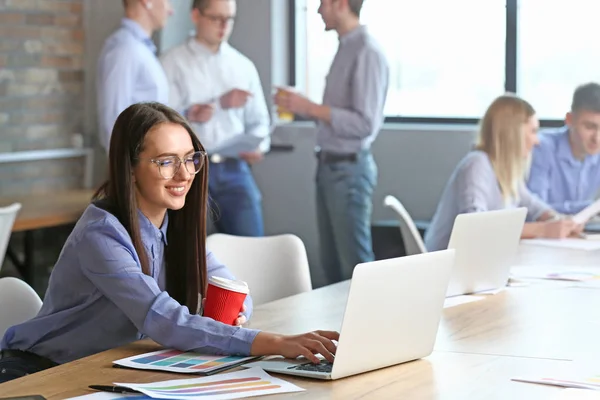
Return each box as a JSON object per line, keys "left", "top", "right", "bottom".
{"left": 317, "top": 25, "right": 390, "bottom": 153}
{"left": 96, "top": 18, "right": 169, "bottom": 151}
{"left": 527, "top": 126, "right": 600, "bottom": 214}
{"left": 1, "top": 203, "right": 258, "bottom": 364}
{"left": 425, "top": 151, "right": 551, "bottom": 252}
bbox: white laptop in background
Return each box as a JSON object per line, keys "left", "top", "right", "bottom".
{"left": 242, "top": 250, "right": 455, "bottom": 380}
{"left": 445, "top": 207, "right": 527, "bottom": 297}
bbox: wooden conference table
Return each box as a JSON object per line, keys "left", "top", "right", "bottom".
{"left": 1, "top": 245, "right": 599, "bottom": 399}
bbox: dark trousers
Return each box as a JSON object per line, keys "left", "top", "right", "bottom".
{"left": 208, "top": 159, "right": 264, "bottom": 237}
{"left": 0, "top": 349, "right": 58, "bottom": 384}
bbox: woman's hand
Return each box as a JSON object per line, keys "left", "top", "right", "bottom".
{"left": 541, "top": 219, "right": 580, "bottom": 238}
{"left": 234, "top": 304, "right": 247, "bottom": 326}
{"left": 250, "top": 330, "right": 340, "bottom": 364}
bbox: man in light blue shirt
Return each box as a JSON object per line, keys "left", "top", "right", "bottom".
{"left": 96, "top": 0, "right": 173, "bottom": 151}
{"left": 274, "top": 0, "right": 389, "bottom": 284}
{"left": 527, "top": 83, "right": 600, "bottom": 215}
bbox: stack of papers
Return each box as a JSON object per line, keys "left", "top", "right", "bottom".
{"left": 68, "top": 367, "right": 304, "bottom": 400}
{"left": 573, "top": 199, "right": 600, "bottom": 225}
{"left": 208, "top": 135, "right": 264, "bottom": 158}
{"left": 117, "top": 367, "right": 303, "bottom": 399}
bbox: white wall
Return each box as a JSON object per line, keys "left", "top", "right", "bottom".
{"left": 158, "top": 0, "right": 195, "bottom": 53}
{"left": 83, "top": 0, "right": 124, "bottom": 184}
{"left": 228, "top": 0, "right": 290, "bottom": 114}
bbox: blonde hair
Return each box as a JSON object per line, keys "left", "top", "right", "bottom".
{"left": 475, "top": 93, "right": 535, "bottom": 201}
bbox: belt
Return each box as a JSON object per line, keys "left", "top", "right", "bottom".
{"left": 0, "top": 349, "right": 59, "bottom": 369}
{"left": 315, "top": 150, "right": 358, "bottom": 164}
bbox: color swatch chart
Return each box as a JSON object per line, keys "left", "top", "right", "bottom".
{"left": 113, "top": 349, "right": 257, "bottom": 374}
{"left": 117, "top": 367, "right": 304, "bottom": 399}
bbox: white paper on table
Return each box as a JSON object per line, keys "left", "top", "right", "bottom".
{"left": 569, "top": 280, "right": 600, "bottom": 289}
{"left": 520, "top": 238, "right": 600, "bottom": 251}
{"left": 116, "top": 367, "right": 304, "bottom": 400}
{"left": 573, "top": 199, "right": 600, "bottom": 224}
{"left": 208, "top": 135, "right": 264, "bottom": 158}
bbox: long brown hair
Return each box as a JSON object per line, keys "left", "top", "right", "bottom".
{"left": 94, "top": 102, "right": 208, "bottom": 313}
{"left": 475, "top": 93, "right": 535, "bottom": 201}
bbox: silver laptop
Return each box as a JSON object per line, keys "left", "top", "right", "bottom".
{"left": 242, "top": 250, "right": 455, "bottom": 380}
{"left": 445, "top": 207, "right": 527, "bottom": 297}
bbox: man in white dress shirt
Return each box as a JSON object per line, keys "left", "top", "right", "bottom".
{"left": 161, "top": 0, "right": 270, "bottom": 237}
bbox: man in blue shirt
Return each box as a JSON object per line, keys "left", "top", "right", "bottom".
{"left": 96, "top": 0, "right": 173, "bottom": 151}
{"left": 527, "top": 82, "right": 600, "bottom": 215}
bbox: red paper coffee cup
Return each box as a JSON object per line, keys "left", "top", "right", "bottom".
{"left": 203, "top": 276, "right": 249, "bottom": 325}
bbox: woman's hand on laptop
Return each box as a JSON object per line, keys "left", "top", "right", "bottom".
{"left": 250, "top": 330, "right": 340, "bottom": 364}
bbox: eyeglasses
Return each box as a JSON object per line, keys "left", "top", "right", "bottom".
{"left": 145, "top": 151, "right": 207, "bottom": 180}
{"left": 200, "top": 11, "right": 235, "bottom": 25}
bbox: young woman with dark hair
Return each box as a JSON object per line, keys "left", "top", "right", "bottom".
{"left": 0, "top": 102, "right": 338, "bottom": 384}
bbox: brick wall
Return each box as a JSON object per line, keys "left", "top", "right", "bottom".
{"left": 0, "top": 0, "right": 85, "bottom": 195}
{"left": 0, "top": 1, "right": 86, "bottom": 289}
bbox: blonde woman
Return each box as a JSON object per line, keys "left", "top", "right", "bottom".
{"left": 424, "top": 94, "right": 581, "bottom": 252}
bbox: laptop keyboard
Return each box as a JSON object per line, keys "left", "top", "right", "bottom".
{"left": 289, "top": 360, "right": 333, "bottom": 373}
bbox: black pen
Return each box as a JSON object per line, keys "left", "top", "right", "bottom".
{"left": 89, "top": 385, "right": 140, "bottom": 394}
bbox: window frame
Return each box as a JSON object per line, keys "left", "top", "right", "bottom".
{"left": 290, "top": 0, "right": 565, "bottom": 128}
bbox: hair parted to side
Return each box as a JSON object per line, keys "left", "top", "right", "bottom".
{"left": 93, "top": 102, "right": 209, "bottom": 313}
{"left": 348, "top": 0, "right": 365, "bottom": 17}
{"left": 571, "top": 82, "right": 600, "bottom": 114}
{"left": 192, "top": 0, "right": 213, "bottom": 11}
{"left": 475, "top": 93, "right": 535, "bottom": 201}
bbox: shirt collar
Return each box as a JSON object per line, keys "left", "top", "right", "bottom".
{"left": 557, "top": 125, "right": 600, "bottom": 166}
{"left": 138, "top": 209, "right": 169, "bottom": 246}
{"left": 121, "top": 18, "right": 157, "bottom": 53}
{"left": 339, "top": 25, "right": 366, "bottom": 45}
{"left": 187, "top": 37, "right": 230, "bottom": 56}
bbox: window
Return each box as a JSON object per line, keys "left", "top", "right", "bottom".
{"left": 294, "top": 0, "right": 600, "bottom": 123}
{"left": 517, "top": 1, "right": 600, "bottom": 120}
{"left": 296, "top": 0, "right": 506, "bottom": 120}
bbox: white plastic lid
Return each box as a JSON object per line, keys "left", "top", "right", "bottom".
{"left": 208, "top": 276, "right": 249, "bottom": 294}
